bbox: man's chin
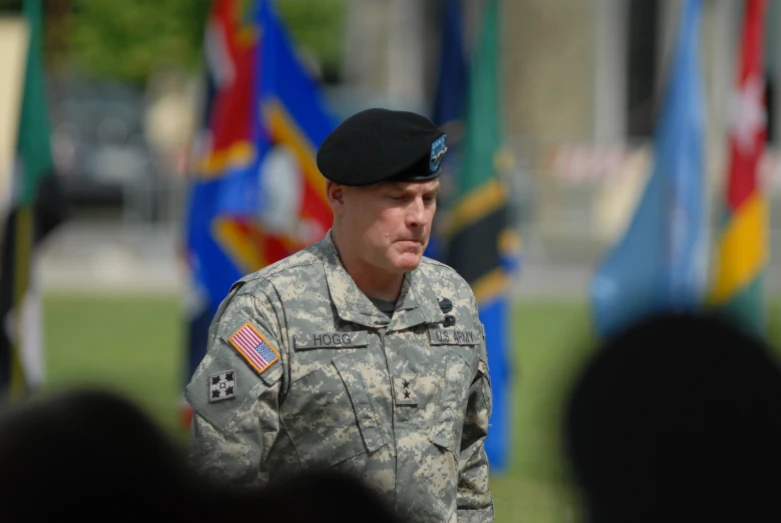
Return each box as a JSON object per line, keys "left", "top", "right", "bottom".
{"left": 393, "top": 253, "right": 423, "bottom": 272}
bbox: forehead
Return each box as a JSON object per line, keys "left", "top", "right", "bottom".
{"left": 376, "top": 179, "right": 441, "bottom": 192}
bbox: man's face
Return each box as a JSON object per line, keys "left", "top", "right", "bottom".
{"left": 332, "top": 179, "right": 440, "bottom": 274}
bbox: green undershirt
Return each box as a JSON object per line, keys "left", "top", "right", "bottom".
{"left": 368, "top": 296, "right": 397, "bottom": 318}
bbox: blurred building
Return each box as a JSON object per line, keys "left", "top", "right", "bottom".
{"left": 338, "top": 0, "right": 781, "bottom": 293}
{"left": 35, "top": 0, "right": 781, "bottom": 298}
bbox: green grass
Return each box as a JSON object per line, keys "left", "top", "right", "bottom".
{"left": 43, "top": 295, "right": 186, "bottom": 436}
{"left": 38, "top": 294, "right": 781, "bottom": 522}
{"left": 490, "top": 301, "right": 592, "bottom": 523}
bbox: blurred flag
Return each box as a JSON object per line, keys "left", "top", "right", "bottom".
{"left": 179, "top": 0, "right": 234, "bottom": 425}
{"left": 211, "top": 0, "right": 334, "bottom": 250}
{"left": 425, "top": 0, "right": 468, "bottom": 262}
{"left": 590, "top": 0, "right": 706, "bottom": 338}
{"left": 707, "top": 0, "right": 768, "bottom": 337}
{"left": 0, "top": 0, "right": 67, "bottom": 400}
{"left": 180, "top": 0, "right": 247, "bottom": 427}
{"left": 181, "top": 0, "right": 335, "bottom": 426}
{"left": 432, "top": 0, "right": 467, "bottom": 132}
{"left": 443, "top": 0, "right": 519, "bottom": 472}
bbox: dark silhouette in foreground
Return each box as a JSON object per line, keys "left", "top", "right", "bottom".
{"left": 565, "top": 313, "right": 781, "bottom": 522}
{"left": 0, "top": 388, "right": 400, "bottom": 522}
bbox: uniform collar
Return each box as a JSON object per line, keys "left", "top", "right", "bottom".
{"left": 319, "top": 231, "right": 390, "bottom": 328}
{"left": 318, "top": 230, "right": 445, "bottom": 331}
{"left": 388, "top": 267, "right": 445, "bottom": 331}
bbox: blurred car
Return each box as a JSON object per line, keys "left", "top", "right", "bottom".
{"left": 47, "top": 77, "right": 163, "bottom": 217}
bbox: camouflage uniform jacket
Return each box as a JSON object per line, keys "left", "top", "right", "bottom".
{"left": 186, "top": 231, "right": 494, "bottom": 523}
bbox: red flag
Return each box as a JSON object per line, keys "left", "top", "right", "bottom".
{"left": 708, "top": 0, "right": 768, "bottom": 336}
{"left": 198, "top": 0, "right": 255, "bottom": 177}
{"left": 725, "top": 0, "right": 767, "bottom": 210}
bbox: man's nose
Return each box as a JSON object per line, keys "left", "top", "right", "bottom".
{"left": 406, "top": 197, "right": 429, "bottom": 228}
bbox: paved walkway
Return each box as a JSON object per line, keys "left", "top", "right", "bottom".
{"left": 39, "top": 220, "right": 781, "bottom": 301}
{"left": 38, "top": 221, "right": 184, "bottom": 296}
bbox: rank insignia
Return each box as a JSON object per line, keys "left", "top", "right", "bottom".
{"left": 429, "top": 134, "right": 447, "bottom": 172}
{"left": 393, "top": 374, "right": 418, "bottom": 406}
{"left": 438, "top": 298, "right": 453, "bottom": 314}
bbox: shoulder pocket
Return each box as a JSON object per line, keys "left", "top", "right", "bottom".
{"left": 185, "top": 338, "right": 282, "bottom": 432}
{"left": 429, "top": 353, "right": 472, "bottom": 454}
{"left": 477, "top": 359, "right": 492, "bottom": 417}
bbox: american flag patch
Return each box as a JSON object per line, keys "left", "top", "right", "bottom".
{"left": 228, "top": 322, "right": 280, "bottom": 376}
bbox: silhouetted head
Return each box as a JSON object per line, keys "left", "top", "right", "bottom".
{"left": 0, "top": 390, "right": 402, "bottom": 523}
{"left": 189, "top": 469, "right": 401, "bottom": 523}
{"left": 565, "top": 313, "right": 781, "bottom": 522}
{"left": 239, "top": 470, "right": 401, "bottom": 523}
{"left": 0, "top": 388, "right": 193, "bottom": 520}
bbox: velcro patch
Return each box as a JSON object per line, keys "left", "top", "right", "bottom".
{"left": 294, "top": 331, "right": 368, "bottom": 350}
{"left": 393, "top": 374, "right": 419, "bottom": 406}
{"left": 428, "top": 328, "right": 481, "bottom": 346}
{"left": 228, "top": 322, "right": 280, "bottom": 376}
{"left": 208, "top": 369, "right": 237, "bottom": 403}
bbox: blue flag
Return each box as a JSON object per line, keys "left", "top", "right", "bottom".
{"left": 590, "top": 0, "right": 707, "bottom": 337}
{"left": 215, "top": 0, "right": 336, "bottom": 226}
{"left": 183, "top": 0, "right": 335, "bottom": 405}
{"left": 437, "top": 0, "right": 516, "bottom": 472}
{"left": 432, "top": 0, "right": 468, "bottom": 128}
{"left": 425, "top": 0, "right": 467, "bottom": 261}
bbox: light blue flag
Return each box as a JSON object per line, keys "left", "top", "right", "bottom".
{"left": 590, "top": 0, "right": 707, "bottom": 337}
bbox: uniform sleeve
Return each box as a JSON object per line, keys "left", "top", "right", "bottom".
{"left": 185, "top": 287, "right": 286, "bottom": 488}
{"left": 457, "top": 330, "right": 494, "bottom": 522}
{"left": 188, "top": 382, "right": 281, "bottom": 488}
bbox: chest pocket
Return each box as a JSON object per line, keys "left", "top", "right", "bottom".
{"left": 279, "top": 351, "right": 388, "bottom": 468}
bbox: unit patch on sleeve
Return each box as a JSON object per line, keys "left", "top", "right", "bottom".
{"left": 208, "top": 369, "right": 237, "bottom": 403}
{"left": 228, "top": 322, "right": 281, "bottom": 376}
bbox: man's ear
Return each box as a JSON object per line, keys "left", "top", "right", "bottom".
{"left": 326, "top": 181, "right": 345, "bottom": 215}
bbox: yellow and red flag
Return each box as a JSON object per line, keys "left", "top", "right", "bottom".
{"left": 708, "top": 0, "right": 768, "bottom": 336}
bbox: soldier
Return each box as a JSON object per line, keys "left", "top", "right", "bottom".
{"left": 186, "top": 108, "right": 494, "bottom": 523}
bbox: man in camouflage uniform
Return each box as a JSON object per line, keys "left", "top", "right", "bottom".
{"left": 186, "top": 108, "right": 494, "bottom": 523}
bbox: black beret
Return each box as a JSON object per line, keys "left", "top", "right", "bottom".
{"left": 316, "top": 108, "right": 447, "bottom": 186}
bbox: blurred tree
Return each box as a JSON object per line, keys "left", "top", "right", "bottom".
{"left": 234, "top": 0, "right": 345, "bottom": 81}
{"left": 275, "top": 0, "right": 346, "bottom": 82}
{"left": 0, "top": 0, "right": 346, "bottom": 85}
{"left": 32, "top": 0, "right": 346, "bottom": 86}
{"left": 65, "top": 0, "right": 213, "bottom": 86}
{"left": 43, "top": 0, "right": 73, "bottom": 75}
{"left": 0, "top": 0, "right": 22, "bottom": 12}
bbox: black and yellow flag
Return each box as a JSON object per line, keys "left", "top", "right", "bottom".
{"left": 444, "top": 0, "right": 518, "bottom": 304}
{"left": 442, "top": 0, "right": 520, "bottom": 470}
{"left": 0, "top": 0, "right": 67, "bottom": 400}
